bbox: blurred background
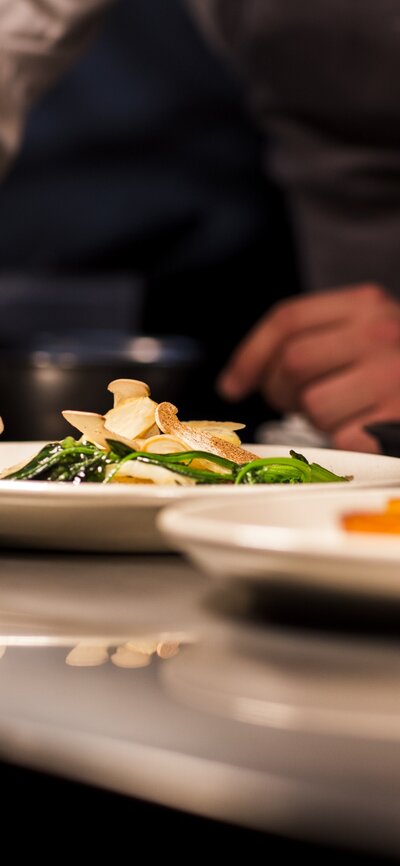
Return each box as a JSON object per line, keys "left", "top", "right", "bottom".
{"left": 0, "top": 0, "right": 298, "bottom": 440}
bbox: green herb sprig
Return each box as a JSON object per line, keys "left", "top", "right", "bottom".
{"left": 3, "top": 439, "right": 350, "bottom": 486}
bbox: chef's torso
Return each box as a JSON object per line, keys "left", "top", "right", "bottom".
{"left": 188, "top": 0, "right": 400, "bottom": 293}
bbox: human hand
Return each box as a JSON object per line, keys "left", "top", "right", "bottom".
{"left": 217, "top": 284, "right": 400, "bottom": 452}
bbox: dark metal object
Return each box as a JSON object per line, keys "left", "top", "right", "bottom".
{"left": 0, "top": 332, "right": 203, "bottom": 440}
{"left": 364, "top": 421, "right": 400, "bottom": 458}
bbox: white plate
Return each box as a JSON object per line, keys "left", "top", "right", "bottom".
{"left": 159, "top": 486, "right": 400, "bottom": 599}
{"left": 1, "top": 441, "right": 400, "bottom": 552}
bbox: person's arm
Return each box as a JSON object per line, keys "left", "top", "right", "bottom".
{"left": 218, "top": 283, "right": 400, "bottom": 453}
{"left": 0, "top": 0, "right": 114, "bottom": 177}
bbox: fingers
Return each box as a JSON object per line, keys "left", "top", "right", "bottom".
{"left": 330, "top": 398, "right": 400, "bottom": 453}
{"left": 217, "top": 308, "right": 287, "bottom": 401}
{"left": 217, "top": 281, "right": 400, "bottom": 456}
{"left": 263, "top": 315, "right": 400, "bottom": 412}
{"left": 218, "top": 283, "right": 389, "bottom": 401}
{"left": 299, "top": 354, "right": 400, "bottom": 432}
{"left": 332, "top": 426, "right": 381, "bottom": 454}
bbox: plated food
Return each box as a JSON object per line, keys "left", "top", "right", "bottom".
{"left": 0, "top": 444, "right": 398, "bottom": 553}
{"left": 0, "top": 378, "right": 348, "bottom": 486}
{"left": 2, "top": 378, "right": 400, "bottom": 553}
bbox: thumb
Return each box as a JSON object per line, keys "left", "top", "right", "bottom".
{"left": 217, "top": 309, "right": 286, "bottom": 400}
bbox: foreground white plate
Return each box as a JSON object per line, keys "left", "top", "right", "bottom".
{"left": 1, "top": 441, "right": 400, "bottom": 552}
{"left": 159, "top": 486, "right": 400, "bottom": 598}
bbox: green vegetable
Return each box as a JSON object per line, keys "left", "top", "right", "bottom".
{"left": 3, "top": 439, "right": 350, "bottom": 486}
{"left": 4, "top": 439, "right": 116, "bottom": 483}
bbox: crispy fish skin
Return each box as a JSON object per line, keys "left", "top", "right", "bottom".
{"left": 156, "top": 402, "right": 258, "bottom": 465}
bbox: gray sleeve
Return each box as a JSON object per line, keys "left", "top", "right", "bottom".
{"left": 0, "top": 0, "right": 114, "bottom": 178}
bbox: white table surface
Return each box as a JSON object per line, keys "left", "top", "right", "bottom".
{"left": 0, "top": 551, "right": 399, "bottom": 856}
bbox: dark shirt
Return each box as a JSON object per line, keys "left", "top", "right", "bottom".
{"left": 188, "top": 0, "right": 400, "bottom": 295}
{"left": 0, "top": 0, "right": 273, "bottom": 279}
{"left": 0, "top": 0, "right": 298, "bottom": 432}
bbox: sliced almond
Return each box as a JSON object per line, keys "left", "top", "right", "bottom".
{"left": 107, "top": 378, "right": 150, "bottom": 407}
{"left": 111, "top": 646, "right": 151, "bottom": 668}
{"left": 105, "top": 396, "right": 157, "bottom": 441}
{"left": 156, "top": 403, "right": 258, "bottom": 465}
{"left": 140, "top": 434, "right": 186, "bottom": 454}
{"left": 62, "top": 410, "right": 110, "bottom": 449}
{"left": 186, "top": 420, "right": 244, "bottom": 446}
{"left": 185, "top": 420, "right": 245, "bottom": 445}
{"left": 0, "top": 417, "right": 3, "bottom": 436}
{"left": 197, "top": 427, "right": 242, "bottom": 446}
{"left": 125, "top": 636, "right": 158, "bottom": 655}
{"left": 156, "top": 640, "right": 180, "bottom": 659}
{"left": 122, "top": 431, "right": 166, "bottom": 449}
{"left": 141, "top": 423, "right": 160, "bottom": 439}
{"left": 62, "top": 409, "right": 144, "bottom": 451}
{"left": 66, "top": 643, "right": 109, "bottom": 667}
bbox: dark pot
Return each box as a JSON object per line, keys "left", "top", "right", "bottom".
{"left": 0, "top": 331, "right": 203, "bottom": 440}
